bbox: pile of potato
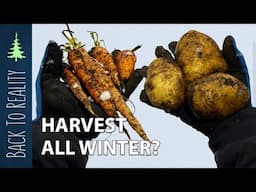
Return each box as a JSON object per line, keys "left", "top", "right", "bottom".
{"left": 144, "top": 30, "right": 250, "bottom": 119}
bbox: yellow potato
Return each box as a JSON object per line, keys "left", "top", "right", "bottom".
{"left": 145, "top": 58, "right": 185, "bottom": 110}
{"left": 187, "top": 72, "right": 250, "bottom": 119}
{"left": 176, "top": 30, "right": 228, "bottom": 83}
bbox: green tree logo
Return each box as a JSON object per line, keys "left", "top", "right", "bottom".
{"left": 7, "top": 32, "right": 26, "bottom": 62}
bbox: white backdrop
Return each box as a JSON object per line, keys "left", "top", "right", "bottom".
{"left": 32, "top": 24, "right": 256, "bottom": 168}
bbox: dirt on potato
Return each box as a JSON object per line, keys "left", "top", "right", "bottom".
{"left": 145, "top": 57, "right": 185, "bottom": 111}
{"left": 186, "top": 72, "right": 250, "bottom": 119}
{"left": 175, "top": 30, "right": 228, "bottom": 84}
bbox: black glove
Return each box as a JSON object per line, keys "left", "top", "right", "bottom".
{"left": 140, "top": 35, "right": 251, "bottom": 137}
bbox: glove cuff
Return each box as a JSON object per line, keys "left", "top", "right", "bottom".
{"left": 209, "top": 106, "right": 256, "bottom": 153}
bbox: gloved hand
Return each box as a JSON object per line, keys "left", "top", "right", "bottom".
{"left": 38, "top": 41, "right": 106, "bottom": 122}
{"left": 140, "top": 35, "right": 251, "bottom": 137}
{"left": 35, "top": 41, "right": 146, "bottom": 138}
{"left": 33, "top": 41, "right": 146, "bottom": 168}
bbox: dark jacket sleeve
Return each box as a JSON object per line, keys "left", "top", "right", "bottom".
{"left": 209, "top": 107, "right": 256, "bottom": 168}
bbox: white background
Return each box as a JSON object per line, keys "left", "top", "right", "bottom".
{"left": 32, "top": 24, "right": 256, "bottom": 168}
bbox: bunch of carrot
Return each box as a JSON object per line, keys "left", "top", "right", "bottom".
{"left": 61, "top": 24, "right": 149, "bottom": 141}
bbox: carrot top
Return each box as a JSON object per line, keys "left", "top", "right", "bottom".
{"left": 89, "top": 31, "right": 104, "bottom": 47}
{"left": 131, "top": 45, "right": 142, "bottom": 52}
{"left": 62, "top": 24, "right": 84, "bottom": 50}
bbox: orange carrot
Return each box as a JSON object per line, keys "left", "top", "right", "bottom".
{"left": 62, "top": 67, "right": 96, "bottom": 116}
{"left": 62, "top": 26, "right": 150, "bottom": 141}
{"left": 88, "top": 31, "right": 123, "bottom": 91}
{"left": 112, "top": 45, "right": 141, "bottom": 81}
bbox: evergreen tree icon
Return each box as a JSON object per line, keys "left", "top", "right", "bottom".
{"left": 7, "top": 32, "right": 26, "bottom": 62}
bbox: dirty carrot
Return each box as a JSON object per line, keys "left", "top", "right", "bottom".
{"left": 62, "top": 67, "right": 97, "bottom": 116}
{"left": 63, "top": 66, "right": 131, "bottom": 139}
{"left": 62, "top": 26, "right": 150, "bottom": 141}
{"left": 88, "top": 31, "right": 123, "bottom": 91}
{"left": 112, "top": 45, "right": 141, "bottom": 81}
